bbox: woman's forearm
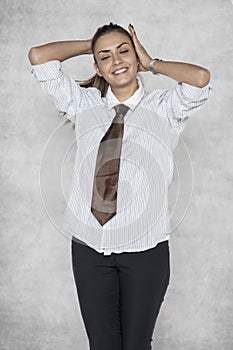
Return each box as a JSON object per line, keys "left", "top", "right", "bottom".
{"left": 150, "top": 60, "right": 211, "bottom": 87}
{"left": 28, "top": 40, "right": 92, "bottom": 65}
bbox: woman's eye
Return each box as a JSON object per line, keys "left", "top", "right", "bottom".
{"left": 100, "top": 50, "right": 128, "bottom": 61}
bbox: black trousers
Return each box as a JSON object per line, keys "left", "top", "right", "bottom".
{"left": 71, "top": 237, "right": 170, "bottom": 350}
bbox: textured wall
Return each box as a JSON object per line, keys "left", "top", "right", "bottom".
{"left": 1, "top": 0, "right": 233, "bottom": 349}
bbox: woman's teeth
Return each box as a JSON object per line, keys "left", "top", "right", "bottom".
{"left": 114, "top": 68, "right": 128, "bottom": 75}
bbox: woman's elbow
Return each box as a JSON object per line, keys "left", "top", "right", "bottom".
{"left": 28, "top": 47, "right": 43, "bottom": 65}
{"left": 197, "top": 69, "right": 211, "bottom": 88}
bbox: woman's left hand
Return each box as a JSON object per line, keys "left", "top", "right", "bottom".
{"left": 128, "top": 24, "right": 152, "bottom": 72}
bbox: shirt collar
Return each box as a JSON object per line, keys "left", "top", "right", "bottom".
{"left": 105, "top": 75, "right": 144, "bottom": 111}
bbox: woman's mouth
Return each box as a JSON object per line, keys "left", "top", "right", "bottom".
{"left": 113, "top": 67, "right": 129, "bottom": 75}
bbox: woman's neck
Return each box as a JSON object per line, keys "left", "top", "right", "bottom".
{"left": 110, "top": 79, "right": 138, "bottom": 102}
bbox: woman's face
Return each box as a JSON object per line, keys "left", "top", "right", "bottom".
{"left": 93, "top": 31, "right": 139, "bottom": 89}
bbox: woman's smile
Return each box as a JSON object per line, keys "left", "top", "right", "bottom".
{"left": 112, "top": 67, "right": 129, "bottom": 75}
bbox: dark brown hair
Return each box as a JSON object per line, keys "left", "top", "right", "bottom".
{"left": 61, "top": 22, "right": 137, "bottom": 129}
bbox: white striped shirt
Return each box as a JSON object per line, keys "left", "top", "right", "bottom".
{"left": 31, "top": 60, "right": 213, "bottom": 255}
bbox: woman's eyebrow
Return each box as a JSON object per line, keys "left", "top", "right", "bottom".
{"left": 98, "top": 42, "right": 130, "bottom": 55}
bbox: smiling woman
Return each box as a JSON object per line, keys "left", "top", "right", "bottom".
{"left": 28, "top": 21, "right": 213, "bottom": 350}
{"left": 87, "top": 22, "right": 141, "bottom": 100}
{"left": 93, "top": 31, "right": 140, "bottom": 100}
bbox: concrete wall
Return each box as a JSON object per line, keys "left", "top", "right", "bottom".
{"left": 1, "top": 0, "right": 232, "bottom": 349}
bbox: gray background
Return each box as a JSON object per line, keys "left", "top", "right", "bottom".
{"left": 1, "top": 0, "right": 233, "bottom": 349}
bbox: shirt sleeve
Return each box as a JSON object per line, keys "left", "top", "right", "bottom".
{"left": 30, "top": 60, "right": 83, "bottom": 123}
{"left": 150, "top": 81, "right": 214, "bottom": 129}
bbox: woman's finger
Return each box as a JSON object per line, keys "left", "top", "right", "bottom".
{"left": 129, "top": 24, "right": 140, "bottom": 45}
{"left": 129, "top": 23, "right": 136, "bottom": 36}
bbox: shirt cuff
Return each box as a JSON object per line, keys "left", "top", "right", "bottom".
{"left": 31, "top": 60, "right": 62, "bottom": 81}
{"left": 178, "top": 81, "right": 214, "bottom": 100}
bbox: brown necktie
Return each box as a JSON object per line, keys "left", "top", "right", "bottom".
{"left": 91, "top": 104, "right": 130, "bottom": 226}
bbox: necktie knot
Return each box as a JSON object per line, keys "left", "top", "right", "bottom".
{"left": 114, "top": 104, "right": 130, "bottom": 118}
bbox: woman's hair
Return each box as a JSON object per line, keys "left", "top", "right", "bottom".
{"left": 61, "top": 22, "right": 137, "bottom": 129}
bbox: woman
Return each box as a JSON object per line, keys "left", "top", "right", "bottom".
{"left": 28, "top": 23, "right": 213, "bottom": 350}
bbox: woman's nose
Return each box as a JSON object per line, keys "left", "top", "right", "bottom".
{"left": 112, "top": 54, "right": 123, "bottom": 65}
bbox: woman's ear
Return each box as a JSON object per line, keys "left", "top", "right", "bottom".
{"left": 93, "top": 62, "right": 103, "bottom": 77}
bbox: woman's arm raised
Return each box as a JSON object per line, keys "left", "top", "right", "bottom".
{"left": 128, "top": 24, "right": 210, "bottom": 88}
{"left": 28, "top": 39, "right": 92, "bottom": 65}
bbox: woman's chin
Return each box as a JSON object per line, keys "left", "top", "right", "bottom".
{"left": 109, "top": 75, "right": 137, "bottom": 88}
